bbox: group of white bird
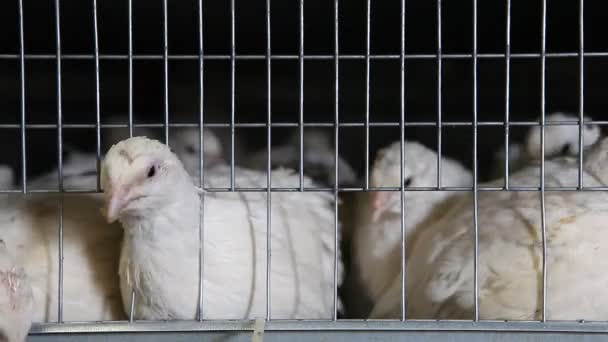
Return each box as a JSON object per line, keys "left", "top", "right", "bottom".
{"left": 0, "top": 112, "right": 606, "bottom": 341}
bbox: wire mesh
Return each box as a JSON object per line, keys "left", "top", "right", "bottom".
{"left": 2, "top": 0, "right": 608, "bottom": 338}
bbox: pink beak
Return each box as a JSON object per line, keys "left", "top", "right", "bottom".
{"left": 104, "top": 186, "right": 129, "bottom": 223}
{"left": 371, "top": 191, "right": 393, "bottom": 222}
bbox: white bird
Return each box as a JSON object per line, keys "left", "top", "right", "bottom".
{"left": 0, "top": 239, "right": 33, "bottom": 342}
{"left": 0, "top": 192, "right": 124, "bottom": 322}
{"left": 101, "top": 137, "right": 342, "bottom": 320}
{"left": 168, "top": 127, "right": 225, "bottom": 178}
{"left": 371, "top": 137, "right": 608, "bottom": 320}
{"left": 0, "top": 166, "right": 13, "bottom": 189}
{"left": 27, "top": 128, "right": 224, "bottom": 192}
{"left": 492, "top": 112, "right": 601, "bottom": 179}
{"left": 491, "top": 143, "right": 526, "bottom": 179}
{"left": 351, "top": 141, "right": 472, "bottom": 315}
{"left": 525, "top": 112, "right": 601, "bottom": 160}
{"left": 245, "top": 129, "right": 358, "bottom": 187}
{"left": 102, "top": 114, "right": 226, "bottom": 172}
{"left": 28, "top": 149, "right": 101, "bottom": 191}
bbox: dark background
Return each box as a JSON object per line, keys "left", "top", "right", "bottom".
{"left": 0, "top": 0, "right": 607, "bottom": 183}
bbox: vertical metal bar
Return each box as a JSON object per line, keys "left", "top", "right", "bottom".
{"left": 128, "top": 0, "right": 135, "bottom": 322}
{"left": 472, "top": 0, "right": 479, "bottom": 322}
{"left": 54, "top": 0, "right": 64, "bottom": 323}
{"left": 129, "top": 289, "right": 135, "bottom": 322}
{"left": 197, "top": 0, "right": 205, "bottom": 322}
{"left": 333, "top": 0, "right": 339, "bottom": 321}
{"left": 298, "top": 0, "right": 304, "bottom": 191}
{"left": 540, "top": 0, "right": 548, "bottom": 322}
{"left": 18, "top": 0, "right": 26, "bottom": 193}
{"left": 436, "top": 0, "right": 442, "bottom": 188}
{"left": 578, "top": 0, "right": 584, "bottom": 189}
{"left": 399, "top": 0, "right": 407, "bottom": 321}
{"left": 162, "top": 0, "right": 169, "bottom": 144}
{"left": 504, "top": 0, "right": 511, "bottom": 189}
{"left": 92, "top": 0, "right": 101, "bottom": 192}
{"left": 128, "top": 0, "right": 134, "bottom": 137}
{"left": 230, "top": 0, "right": 236, "bottom": 190}
{"left": 364, "top": 0, "right": 371, "bottom": 190}
{"left": 265, "top": 0, "right": 272, "bottom": 321}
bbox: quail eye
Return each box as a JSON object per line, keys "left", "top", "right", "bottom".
{"left": 585, "top": 124, "right": 594, "bottom": 131}
{"left": 147, "top": 165, "right": 156, "bottom": 178}
{"left": 185, "top": 145, "right": 196, "bottom": 154}
{"left": 404, "top": 177, "right": 413, "bottom": 187}
{"left": 560, "top": 143, "right": 572, "bottom": 155}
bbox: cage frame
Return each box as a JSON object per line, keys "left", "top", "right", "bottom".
{"left": 4, "top": 0, "right": 608, "bottom": 340}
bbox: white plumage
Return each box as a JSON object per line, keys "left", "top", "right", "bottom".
{"left": 168, "top": 127, "right": 225, "bottom": 178}
{"left": 245, "top": 129, "right": 358, "bottom": 187}
{"left": 0, "top": 129, "right": 233, "bottom": 323}
{"left": 101, "top": 137, "right": 342, "bottom": 320}
{"left": 0, "top": 166, "right": 13, "bottom": 189}
{"left": 352, "top": 141, "right": 472, "bottom": 314}
{"left": 371, "top": 137, "right": 608, "bottom": 320}
{"left": 492, "top": 112, "right": 601, "bottom": 179}
{"left": 525, "top": 112, "right": 600, "bottom": 160}
{"left": 27, "top": 128, "right": 224, "bottom": 191}
{"left": 491, "top": 143, "right": 525, "bottom": 179}
{"left": 29, "top": 150, "right": 100, "bottom": 191}
{"left": 0, "top": 192, "right": 124, "bottom": 322}
{"left": 0, "top": 240, "right": 33, "bottom": 342}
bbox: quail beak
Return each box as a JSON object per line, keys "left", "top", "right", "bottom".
{"left": 370, "top": 191, "right": 393, "bottom": 223}
{"left": 104, "top": 186, "right": 130, "bottom": 223}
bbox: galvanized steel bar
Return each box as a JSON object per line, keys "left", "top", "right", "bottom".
{"left": 266, "top": 0, "right": 273, "bottom": 321}
{"left": 578, "top": 0, "right": 585, "bottom": 189}
{"left": 364, "top": 0, "right": 371, "bottom": 190}
{"left": 504, "top": 0, "right": 511, "bottom": 189}
{"left": 3, "top": 52, "right": 608, "bottom": 60}
{"left": 230, "top": 0, "right": 236, "bottom": 190}
{"left": 333, "top": 0, "right": 340, "bottom": 321}
{"left": 436, "top": 0, "right": 442, "bottom": 188}
{"left": 128, "top": 0, "right": 135, "bottom": 322}
{"left": 92, "top": 0, "right": 101, "bottom": 191}
{"left": 2, "top": 121, "right": 607, "bottom": 130}
{"left": 6, "top": 185, "right": 608, "bottom": 195}
{"left": 128, "top": 0, "right": 134, "bottom": 137}
{"left": 18, "top": 0, "right": 26, "bottom": 193}
{"left": 472, "top": 0, "right": 479, "bottom": 321}
{"left": 540, "top": 0, "right": 548, "bottom": 322}
{"left": 162, "top": 0, "right": 169, "bottom": 144}
{"left": 299, "top": 0, "right": 305, "bottom": 191}
{"left": 29, "top": 319, "right": 608, "bottom": 334}
{"left": 399, "top": 0, "right": 407, "bottom": 322}
{"left": 54, "top": 0, "right": 64, "bottom": 323}
{"left": 197, "top": 0, "right": 205, "bottom": 322}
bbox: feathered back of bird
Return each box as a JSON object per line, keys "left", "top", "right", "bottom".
{"left": 0, "top": 240, "right": 33, "bottom": 342}
{"left": 202, "top": 164, "right": 344, "bottom": 317}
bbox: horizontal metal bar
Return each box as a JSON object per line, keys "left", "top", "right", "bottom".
{"left": 0, "top": 121, "right": 605, "bottom": 130}
{"left": 2, "top": 52, "right": 608, "bottom": 60}
{"left": 29, "top": 320, "right": 608, "bottom": 334}
{"left": 4, "top": 186, "right": 608, "bottom": 194}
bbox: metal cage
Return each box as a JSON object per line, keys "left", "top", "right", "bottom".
{"left": 1, "top": 0, "right": 608, "bottom": 340}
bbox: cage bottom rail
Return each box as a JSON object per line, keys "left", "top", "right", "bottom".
{"left": 24, "top": 320, "right": 608, "bottom": 342}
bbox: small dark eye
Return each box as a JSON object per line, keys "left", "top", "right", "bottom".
{"left": 585, "top": 124, "right": 594, "bottom": 131}
{"left": 404, "top": 177, "right": 413, "bottom": 187}
{"left": 560, "top": 143, "right": 572, "bottom": 155}
{"left": 147, "top": 165, "right": 156, "bottom": 178}
{"left": 185, "top": 145, "right": 196, "bottom": 154}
